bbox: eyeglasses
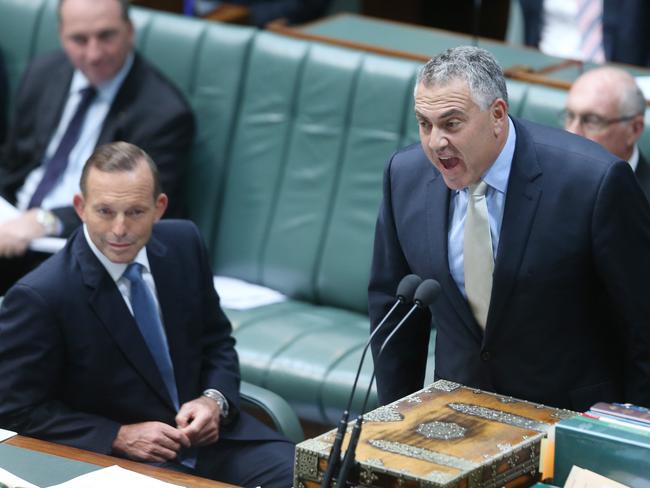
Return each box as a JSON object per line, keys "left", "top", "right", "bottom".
{"left": 559, "top": 109, "right": 639, "bottom": 133}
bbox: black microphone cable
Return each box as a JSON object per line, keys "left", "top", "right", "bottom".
{"left": 335, "top": 279, "right": 442, "bottom": 487}
{"left": 319, "top": 274, "right": 422, "bottom": 488}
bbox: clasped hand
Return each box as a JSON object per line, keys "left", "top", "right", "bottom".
{"left": 112, "top": 396, "right": 221, "bottom": 463}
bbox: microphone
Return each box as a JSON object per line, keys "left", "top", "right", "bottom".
{"left": 319, "top": 274, "right": 422, "bottom": 488}
{"left": 335, "top": 279, "right": 442, "bottom": 487}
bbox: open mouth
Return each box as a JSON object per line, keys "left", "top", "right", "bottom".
{"left": 439, "top": 156, "right": 461, "bottom": 170}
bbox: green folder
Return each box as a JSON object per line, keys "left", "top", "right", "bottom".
{"left": 554, "top": 415, "right": 650, "bottom": 487}
{"left": 0, "top": 444, "right": 98, "bottom": 487}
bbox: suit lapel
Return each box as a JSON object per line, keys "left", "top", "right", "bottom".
{"left": 36, "top": 60, "right": 72, "bottom": 155}
{"left": 426, "top": 172, "right": 483, "bottom": 342}
{"left": 97, "top": 54, "right": 141, "bottom": 145}
{"left": 73, "top": 231, "right": 177, "bottom": 410}
{"left": 487, "top": 119, "right": 542, "bottom": 334}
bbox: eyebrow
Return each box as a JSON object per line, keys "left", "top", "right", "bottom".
{"left": 415, "top": 109, "right": 466, "bottom": 124}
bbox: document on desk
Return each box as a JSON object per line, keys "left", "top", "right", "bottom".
{"left": 0, "top": 428, "right": 17, "bottom": 442}
{"left": 46, "top": 465, "right": 185, "bottom": 488}
{"left": 0, "top": 196, "right": 66, "bottom": 254}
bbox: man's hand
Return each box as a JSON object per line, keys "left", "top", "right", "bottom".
{"left": 176, "top": 396, "right": 221, "bottom": 447}
{"left": 0, "top": 209, "right": 46, "bottom": 257}
{"left": 111, "top": 421, "right": 191, "bottom": 463}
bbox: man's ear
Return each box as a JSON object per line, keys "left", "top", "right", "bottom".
{"left": 491, "top": 98, "right": 508, "bottom": 136}
{"left": 73, "top": 193, "right": 86, "bottom": 221}
{"left": 154, "top": 193, "right": 168, "bottom": 222}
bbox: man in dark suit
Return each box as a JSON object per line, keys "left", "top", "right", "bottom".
{"left": 0, "top": 0, "right": 193, "bottom": 293}
{"left": 519, "top": 0, "right": 650, "bottom": 67}
{"left": 563, "top": 66, "right": 650, "bottom": 200}
{"left": 0, "top": 142, "right": 294, "bottom": 487}
{"left": 369, "top": 46, "right": 650, "bottom": 412}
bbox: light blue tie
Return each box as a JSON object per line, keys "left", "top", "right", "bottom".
{"left": 123, "top": 263, "right": 179, "bottom": 409}
{"left": 123, "top": 263, "right": 197, "bottom": 468}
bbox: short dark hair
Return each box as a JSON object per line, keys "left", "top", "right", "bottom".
{"left": 80, "top": 142, "right": 161, "bottom": 198}
{"left": 58, "top": 0, "right": 130, "bottom": 23}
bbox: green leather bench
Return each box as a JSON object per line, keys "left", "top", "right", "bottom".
{"left": 3, "top": 0, "right": 647, "bottom": 428}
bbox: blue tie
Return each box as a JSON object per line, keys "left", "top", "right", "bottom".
{"left": 29, "top": 85, "right": 98, "bottom": 208}
{"left": 123, "top": 263, "right": 180, "bottom": 409}
{"left": 123, "top": 263, "right": 197, "bottom": 468}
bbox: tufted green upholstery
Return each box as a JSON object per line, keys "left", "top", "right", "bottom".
{"left": 3, "top": 0, "right": 648, "bottom": 427}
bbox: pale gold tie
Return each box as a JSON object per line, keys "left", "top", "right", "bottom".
{"left": 464, "top": 181, "right": 493, "bottom": 329}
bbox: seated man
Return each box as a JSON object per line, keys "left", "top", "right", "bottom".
{"left": 0, "top": 0, "right": 194, "bottom": 293}
{"left": 0, "top": 142, "right": 294, "bottom": 487}
{"left": 563, "top": 67, "right": 649, "bottom": 198}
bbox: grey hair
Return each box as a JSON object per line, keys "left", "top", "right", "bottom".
{"left": 415, "top": 46, "right": 508, "bottom": 110}
{"left": 619, "top": 78, "right": 647, "bottom": 118}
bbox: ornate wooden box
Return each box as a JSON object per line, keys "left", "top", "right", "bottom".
{"left": 294, "top": 380, "right": 575, "bottom": 487}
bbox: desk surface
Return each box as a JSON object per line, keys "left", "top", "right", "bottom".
{"left": 4, "top": 436, "right": 237, "bottom": 487}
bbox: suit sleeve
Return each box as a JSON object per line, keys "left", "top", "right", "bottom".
{"left": 592, "top": 160, "right": 650, "bottom": 407}
{"left": 0, "top": 284, "right": 121, "bottom": 452}
{"left": 368, "top": 154, "right": 431, "bottom": 405}
{"left": 189, "top": 222, "right": 242, "bottom": 419}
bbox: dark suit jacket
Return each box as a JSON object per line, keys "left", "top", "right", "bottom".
{"left": 519, "top": 0, "right": 650, "bottom": 67}
{"left": 0, "top": 220, "right": 282, "bottom": 457}
{"left": 635, "top": 151, "right": 650, "bottom": 200}
{"left": 369, "top": 117, "right": 650, "bottom": 411}
{"left": 0, "top": 51, "right": 194, "bottom": 235}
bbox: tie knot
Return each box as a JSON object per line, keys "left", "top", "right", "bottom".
{"left": 80, "top": 85, "right": 97, "bottom": 101}
{"left": 469, "top": 181, "right": 489, "bottom": 197}
{"left": 123, "top": 262, "right": 144, "bottom": 283}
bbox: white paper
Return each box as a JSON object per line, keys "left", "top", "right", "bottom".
{"left": 0, "top": 196, "right": 66, "bottom": 253}
{"left": 0, "top": 467, "right": 40, "bottom": 488}
{"left": 0, "top": 428, "right": 17, "bottom": 442}
{"left": 46, "top": 465, "right": 184, "bottom": 488}
{"left": 213, "top": 275, "right": 287, "bottom": 310}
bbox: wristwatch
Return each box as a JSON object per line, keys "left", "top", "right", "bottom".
{"left": 202, "top": 389, "right": 229, "bottom": 419}
{"left": 35, "top": 209, "right": 60, "bottom": 236}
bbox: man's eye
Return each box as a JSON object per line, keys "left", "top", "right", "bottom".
{"left": 446, "top": 120, "right": 461, "bottom": 129}
{"left": 70, "top": 35, "right": 87, "bottom": 46}
{"left": 126, "top": 209, "right": 144, "bottom": 218}
{"left": 97, "top": 208, "right": 113, "bottom": 216}
{"left": 418, "top": 120, "right": 431, "bottom": 129}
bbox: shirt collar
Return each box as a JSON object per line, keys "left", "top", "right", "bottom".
{"left": 83, "top": 224, "right": 151, "bottom": 283}
{"left": 481, "top": 116, "right": 516, "bottom": 194}
{"left": 70, "top": 51, "right": 134, "bottom": 100}
{"left": 628, "top": 144, "right": 640, "bottom": 172}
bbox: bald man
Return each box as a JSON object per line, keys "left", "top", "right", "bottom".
{"left": 563, "top": 67, "right": 649, "bottom": 198}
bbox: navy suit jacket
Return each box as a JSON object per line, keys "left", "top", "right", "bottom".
{"left": 369, "top": 117, "right": 650, "bottom": 411}
{"left": 0, "top": 51, "right": 194, "bottom": 235}
{"left": 519, "top": 0, "right": 650, "bottom": 67}
{"left": 635, "top": 151, "right": 650, "bottom": 201}
{"left": 0, "top": 220, "right": 282, "bottom": 456}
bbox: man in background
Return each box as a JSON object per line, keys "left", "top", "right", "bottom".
{"left": 563, "top": 67, "right": 649, "bottom": 198}
{"left": 0, "top": 142, "right": 294, "bottom": 487}
{"left": 519, "top": 0, "right": 650, "bottom": 66}
{"left": 0, "top": 0, "right": 194, "bottom": 293}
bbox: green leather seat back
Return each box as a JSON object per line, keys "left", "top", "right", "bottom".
{"left": 130, "top": 11, "right": 256, "bottom": 246}
{"left": 0, "top": 0, "right": 54, "bottom": 115}
{"left": 519, "top": 84, "right": 567, "bottom": 129}
{"left": 315, "top": 55, "right": 421, "bottom": 313}
{"left": 213, "top": 33, "right": 424, "bottom": 311}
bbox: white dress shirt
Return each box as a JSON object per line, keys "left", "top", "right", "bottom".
{"left": 447, "top": 117, "right": 516, "bottom": 298}
{"left": 16, "top": 53, "right": 134, "bottom": 211}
